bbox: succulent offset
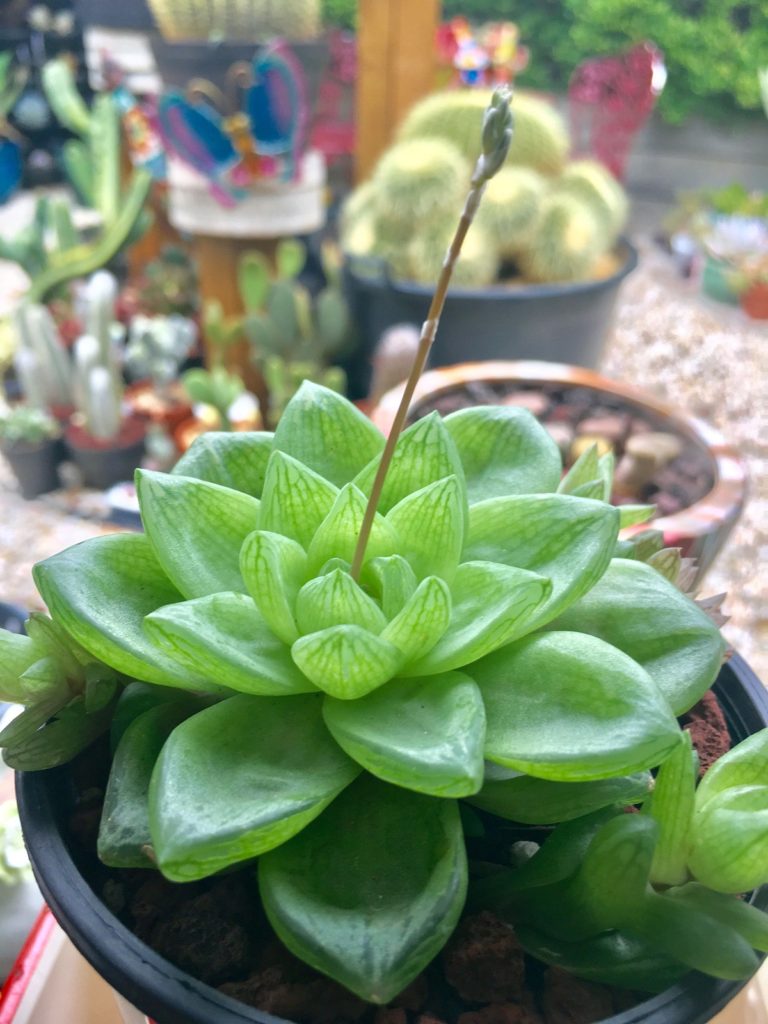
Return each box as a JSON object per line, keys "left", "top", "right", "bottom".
{"left": 2, "top": 383, "right": 767, "bottom": 1003}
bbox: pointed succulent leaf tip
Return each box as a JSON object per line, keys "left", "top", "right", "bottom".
{"left": 135, "top": 470, "right": 260, "bottom": 599}
{"left": 240, "top": 530, "right": 307, "bottom": 645}
{"left": 549, "top": 559, "right": 726, "bottom": 715}
{"left": 323, "top": 672, "right": 486, "bottom": 797}
{"left": 469, "top": 771, "right": 653, "bottom": 825}
{"left": 291, "top": 625, "right": 403, "bottom": 700}
{"left": 171, "top": 430, "right": 274, "bottom": 496}
{"left": 272, "top": 381, "right": 385, "bottom": 487}
{"left": 557, "top": 443, "right": 600, "bottom": 496}
{"left": 144, "top": 593, "right": 314, "bottom": 697}
{"left": 465, "top": 493, "right": 620, "bottom": 630}
{"left": 32, "top": 534, "right": 216, "bottom": 691}
{"left": 386, "top": 476, "right": 464, "bottom": 583}
{"left": 360, "top": 554, "right": 418, "bottom": 619}
{"left": 405, "top": 561, "right": 550, "bottom": 676}
{"left": 380, "top": 576, "right": 451, "bottom": 663}
{"left": 475, "top": 631, "right": 682, "bottom": 781}
{"left": 597, "top": 450, "right": 615, "bottom": 502}
{"left": 0, "top": 631, "right": 45, "bottom": 703}
{"left": 646, "top": 546, "right": 682, "bottom": 583}
{"left": 259, "top": 774, "right": 467, "bottom": 1003}
{"left": 307, "top": 483, "right": 397, "bottom": 576}
{"left": 445, "top": 406, "right": 561, "bottom": 503}
{"left": 570, "top": 479, "right": 605, "bottom": 501}
{"left": 353, "top": 411, "right": 467, "bottom": 518}
{"left": 618, "top": 504, "right": 656, "bottom": 528}
{"left": 259, "top": 450, "right": 339, "bottom": 548}
{"left": 149, "top": 694, "right": 359, "bottom": 882}
{"left": 98, "top": 700, "right": 196, "bottom": 869}
{"left": 295, "top": 569, "right": 387, "bottom": 636}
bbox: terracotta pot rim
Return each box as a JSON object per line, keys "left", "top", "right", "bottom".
{"left": 369, "top": 359, "right": 747, "bottom": 542}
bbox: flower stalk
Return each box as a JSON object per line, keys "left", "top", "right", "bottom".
{"left": 350, "top": 87, "right": 514, "bottom": 580}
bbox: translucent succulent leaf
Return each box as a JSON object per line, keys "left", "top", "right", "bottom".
{"left": 18, "top": 656, "right": 69, "bottom": 704}
{"left": 557, "top": 444, "right": 599, "bottom": 495}
{"left": 273, "top": 381, "right": 384, "bottom": 487}
{"left": 692, "top": 749, "right": 768, "bottom": 892}
{"left": 405, "top": 561, "right": 550, "bottom": 675}
{"left": 646, "top": 547, "right": 682, "bottom": 583}
{"left": 240, "top": 530, "right": 307, "bottom": 644}
{"left": 361, "top": 555, "right": 418, "bottom": 619}
{"left": 380, "top": 576, "right": 451, "bottom": 663}
{"left": 307, "top": 484, "right": 397, "bottom": 576}
{"left": 570, "top": 479, "right": 605, "bottom": 500}
{"left": 98, "top": 701, "right": 195, "bottom": 868}
{"left": 259, "top": 450, "right": 339, "bottom": 548}
{"left": 550, "top": 559, "right": 726, "bottom": 715}
{"left": 353, "top": 412, "right": 467, "bottom": 517}
{"left": 386, "top": 476, "right": 464, "bottom": 582}
{"left": 444, "top": 405, "right": 561, "bottom": 503}
{"left": 171, "top": 431, "right": 274, "bottom": 497}
{"left": 597, "top": 451, "right": 615, "bottom": 502}
{"left": 645, "top": 731, "right": 696, "bottom": 886}
{"left": 665, "top": 883, "right": 768, "bottom": 952}
{"left": 150, "top": 694, "right": 359, "bottom": 881}
{"left": 476, "top": 632, "right": 682, "bottom": 781}
{"left": 259, "top": 774, "right": 467, "bottom": 1003}
{"left": 136, "top": 471, "right": 260, "bottom": 599}
{"left": 469, "top": 771, "right": 652, "bottom": 825}
{"left": 110, "top": 681, "right": 192, "bottom": 752}
{"left": 33, "top": 534, "right": 214, "bottom": 691}
{"left": 291, "top": 625, "right": 403, "bottom": 699}
{"left": 0, "top": 632, "right": 45, "bottom": 703}
{"left": 515, "top": 925, "right": 686, "bottom": 993}
{"left": 619, "top": 504, "right": 656, "bottom": 527}
{"left": 2, "top": 694, "right": 116, "bottom": 771}
{"left": 145, "top": 593, "right": 314, "bottom": 697}
{"left": 465, "top": 494, "right": 619, "bottom": 630}
{"left": 323, "top": 672, "right": 485, "bottom": 797}
{"left": 694, "top": 729, "right": 768, "bottom": 814}
{"left": 26, "top": 612, "right": 90, "bottom": 675}
{"left": 295, "top": 569, "right": 387, "bottom": 635}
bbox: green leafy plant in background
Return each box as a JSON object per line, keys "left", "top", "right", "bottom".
{"left": 0, "top": 59, "right": 150, "bottom": 303}
{"left": 0, "top": 406, "right": 60, "bottom": 446}
{"left": 0, "top": 86, "right": 767, "bottom": 1011}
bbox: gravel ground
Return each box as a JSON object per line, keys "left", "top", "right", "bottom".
{"left": 0, "top": 239, "right": 765, "bottom": 681}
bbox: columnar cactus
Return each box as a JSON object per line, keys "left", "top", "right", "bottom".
{"left": 72, "top": 334, "right": 124, "bottom": 442}
{"left": 12, "top": 304, "right": 72, "bottom": 410}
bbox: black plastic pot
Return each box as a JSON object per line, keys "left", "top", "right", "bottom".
{"left": 16, "top": 655, "right": 768, "bottom": 1024}
{"left": 341, "top": 241, "right": 638, "bottom": 400}
{"left": 0, "top": 438, "right": 62, "bottom": 499}
{"left": 64, "top": 421, "right": 146, "bottom": 491}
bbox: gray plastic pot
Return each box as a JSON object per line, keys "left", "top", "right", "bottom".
{"left": 341, "top": 241, "right": 638, "bottom": 399}
{"left": 15, "top": 655, "right": 768, "bottom": 1024}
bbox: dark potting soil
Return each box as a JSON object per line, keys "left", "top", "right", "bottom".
{"left": 62, "top": 690, "right": 733, "bottom": 1024}
{"left": 411, "top": 381, "right": 715, "bottom": 520}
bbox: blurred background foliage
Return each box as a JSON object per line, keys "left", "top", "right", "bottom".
{"left": 322, "top": 0, "right": 767, "bottom": 123}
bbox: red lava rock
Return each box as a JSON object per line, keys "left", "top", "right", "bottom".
{"left": 219, "top": 967, "right": 368, "bottom": 1023}
{"left": 683, "top": 689, "right": 731, "bottom": 775}
{"left": 416, "top": 1016, "right": 448, "bottom": 1024}
{"left": 577, "top": 414, "right": 629, "bottom": 443}
{"left": 392, "top": 974, "right": 429, "bottom": 1011}
{"left": 458, "top": 1003, "right": 543, "bottom": 1024}
{"left": 374, "top": 1009, "right": 408, "bottom": 1024}
{"left": 502, "top": 391, "right": 550, "bottom": 416}
{"left": 540, "top": 967, "right": 614, "bottom": 1024}
{"left": 443, "top": 911, "right": 525, "bottom": 1004}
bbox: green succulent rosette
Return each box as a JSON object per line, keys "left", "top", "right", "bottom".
{"left": 3, "top": 383, "right": 746, "bottom": 1001}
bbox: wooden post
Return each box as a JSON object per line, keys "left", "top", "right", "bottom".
{"left": 355, "top": 0, "right": 441, "bottom": 183}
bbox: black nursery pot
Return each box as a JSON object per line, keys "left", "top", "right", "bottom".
{"left": 341, "top": 241, "right": 638, "bottom": 400}
{"left": 16, "top": 655, "right": 768, "bottom": 1024}
{"left": 0, "top": 438, "right": 63, "bottom": 500}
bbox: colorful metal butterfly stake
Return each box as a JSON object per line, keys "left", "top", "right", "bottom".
{"left": 156, "top": 42, "right": 308, "bottom": 207}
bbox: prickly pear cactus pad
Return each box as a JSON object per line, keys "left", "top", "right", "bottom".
{"left": 5, "top": 380, "right": 765, "bottom": 1003}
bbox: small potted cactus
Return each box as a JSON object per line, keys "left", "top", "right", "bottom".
{"left": 124, "top": 314, "right": 197, "bottom": 431}
{"left": 341, "top": 89, "right": 637, "bottom": 395}
{"left": 241, "top": 239, "right": 352, "bottom": 427}
{"left": 5, "top": 88, "right": 768, "bottom": 1024}
{"left": 0, "top": 405, "right": 62, "bottom": 499}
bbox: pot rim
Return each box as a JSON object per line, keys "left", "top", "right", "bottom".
{"left": 369, "top": 359, "right": 747, "bottom": 548}
{"left": 344, "top": 239, "right": 639, "bottom": 300}
{"left": 15, "top": 655, "right": 768, "bottom": 1024}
